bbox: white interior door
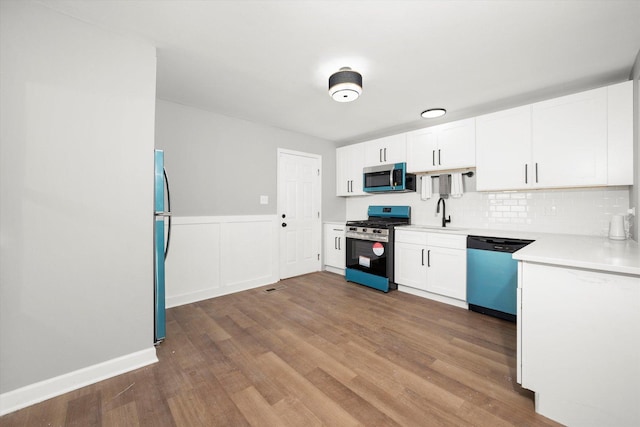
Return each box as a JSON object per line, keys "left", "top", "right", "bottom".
{"left": 277, "top": 149, "right": 321, "bottom": 279}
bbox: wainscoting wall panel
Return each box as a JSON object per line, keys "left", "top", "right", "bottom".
{"left": 165, "top": 215, "right": 279, "bottom": 307}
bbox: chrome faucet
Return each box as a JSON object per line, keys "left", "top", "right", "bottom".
{"left": 436, "top": 197, "right": 452, "bottom": 227}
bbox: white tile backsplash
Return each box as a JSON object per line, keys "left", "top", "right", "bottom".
{"left": 346, "top": 178, "right": 631, "bottom": 237}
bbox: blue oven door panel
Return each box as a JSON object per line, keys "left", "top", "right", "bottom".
{"left": 345, "top": 268, "right": 390, "bottom": 292}
{"left": 467, "top": 248, "right": 518, "bottom": 315}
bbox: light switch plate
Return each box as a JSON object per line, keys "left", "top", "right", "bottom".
{"left": 260, "top": 195, "right": 268, "bottom": 205}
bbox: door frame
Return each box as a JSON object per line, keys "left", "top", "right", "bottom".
{"left": 276, "top": 148, "right": 322, "bottom": 279}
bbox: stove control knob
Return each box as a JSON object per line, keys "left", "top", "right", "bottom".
{"left": 362, "top": 228, "right": 367, "bottom": 233}
{"left": 349, "top": 227, "right": 357, "bottom": 231}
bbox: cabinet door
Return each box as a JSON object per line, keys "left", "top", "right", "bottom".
{"left": 346, "top": 143, "right": 366, "bottom": 195}
{"left": 435, "top": 118, "right": 476, "bottom": 170}
{"left": 336, "top": 146, "right": 350, "bottom": 196}
{"left": 364, "top": 134, "right": 407, "bottom": 166}
{"left": 323, "top": 224, "right": 345, "bottom": 269}
{"left": 394, "top": 242, "right": 428, "bottom": 290}
{"left": 336, "top": 143, "right": 366, "bottom": 196}
{"left": 607, "top": 80, "right": 633, "bottom": 185}
{"left": 407, "top": 119, "right": 475, "bottom": 173}
{"left": 532, "top": 87, "right": 607, "bottom": 187}
{"left": 426, "top": 246, "right": 466, "bottom": 300}
{"left": 476, "top": 105, "right": 532, "bottom": 191}
{"left": 406, "top": 128, "right": 438, "bottom": 173}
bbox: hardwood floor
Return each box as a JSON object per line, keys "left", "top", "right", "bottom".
{"left": 1, "top": 272, "right": 562, "bottom": 426}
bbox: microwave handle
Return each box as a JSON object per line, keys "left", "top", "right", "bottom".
{"left": 389, "top": 166, "right": 394, "bottom": 188}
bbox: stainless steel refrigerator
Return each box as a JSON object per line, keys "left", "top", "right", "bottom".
{"left": 154, "top": 149, "right": 171, "bottom": 343}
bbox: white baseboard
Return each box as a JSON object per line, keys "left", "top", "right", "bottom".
{"left": 324, "top": 265, "right": 345, "bottom": 276}
{"left": 0, "top": 347, "right": 157, "bottom": 416}
{"left": 398, "top": 285, "right": 469, "bottom": 310}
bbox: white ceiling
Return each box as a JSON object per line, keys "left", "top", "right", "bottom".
{"left": 41, "top": 0, "right": 640, "bottom": 144}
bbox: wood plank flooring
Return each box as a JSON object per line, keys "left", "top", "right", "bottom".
{"left": 1, "top": 272, "right": 562, "bottom": 426}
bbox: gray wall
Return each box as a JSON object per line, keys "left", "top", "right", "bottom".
{"left": 155, "top": 100, "right": 346, "bottom": 221}
{"left": 0, "top": 1, "right": 157, "bottom": 393}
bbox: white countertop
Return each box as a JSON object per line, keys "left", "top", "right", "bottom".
{"left": 395, "top": 225, "right": 640, "bottom": 276}
{"left": 512, "top": 234, "right": 640, "bottom": 276}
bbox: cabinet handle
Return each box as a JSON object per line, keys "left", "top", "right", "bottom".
{"left": 379, "top": 148, "right": 383, "bottom": 163}
{"left": 338, "top": 237, "right": 341, "bottom": 250}
{"left": 335, "top": 236, "right": 338, "bottom": 250}
{"left": 427, "top": 249, "right": 431, "bottom": 267}
{"left": 535, "top": 163, "right": 539, "bottom": 183}
{"left": 438, "top": 149, "right": 441, "bottom": 166}
{"left": 384, "top": 148, "right": 387, "bottom": 162}
{"left": 525, "top": 164, "right": 528, "bottom": 184}
{"left": 432, "top": 150, "right": 436, "bottom": 166}
{"left": 421, "top": 249, "right": 425, "bottom": 266}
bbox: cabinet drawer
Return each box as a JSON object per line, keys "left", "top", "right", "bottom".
{"left": 395, "top": 229, "right": 428, "bottom": 245}
{"left": 426, "top": 233, "right": 466, "bottom": 249}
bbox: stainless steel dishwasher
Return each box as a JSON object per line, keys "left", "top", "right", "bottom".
{"left": 466, "top": 235, "right": 533, "bottom": 322}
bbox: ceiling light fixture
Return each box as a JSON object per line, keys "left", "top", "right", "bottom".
{"left": 329, "top": 67, "right": 362, "bottom": 102}
{"left": 421, "top": 108, "right": 447, "bottom": 119}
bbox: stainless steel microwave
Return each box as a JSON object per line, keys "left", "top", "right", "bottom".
{"left": 363, "top": 162, "right": 416, "bottom": 193}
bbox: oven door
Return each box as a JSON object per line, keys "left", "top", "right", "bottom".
{"left": 345, "top": 237, "right": 388, "bottom": 278}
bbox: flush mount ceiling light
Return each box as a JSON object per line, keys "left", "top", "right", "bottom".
{"left": 329, "top": 67, "right": 363, "bottom": 102}
{"left": 421, "top": 108, "right": 447, "bottom": 119}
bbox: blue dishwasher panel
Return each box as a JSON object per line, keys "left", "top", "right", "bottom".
{"left": 467, "top": 248, "right": 518, "bottom": 315}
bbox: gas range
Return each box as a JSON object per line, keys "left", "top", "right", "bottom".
{"left": 344, "top": 206, "right": 411, "bottom": 293}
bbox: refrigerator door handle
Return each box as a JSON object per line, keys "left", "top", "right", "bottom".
{"left": 163, "top": 168, "right": 172, "bottom": 260}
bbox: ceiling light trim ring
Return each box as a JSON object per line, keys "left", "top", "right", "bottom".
{"left": 421, "top": 108, "right": 447, "bottom": 119}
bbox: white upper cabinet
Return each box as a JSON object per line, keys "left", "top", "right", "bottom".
{"left": 364, "top": 134, "right": 407, "bottom": 166}
{"left": 476, "top": 81, "right": 633, "bottom": 191}
{"left": 336, "top": 143, "right": 366, "bottom": 196}
{"left": 476, "top": 105, "right": 532, "bottom": 191}
{"left": 607, "top": 80, "right": 633, "bottom": 185}
{"left": 406, "top": 118, "right": 476, "bottom": 173}
{"left": 532, "top": 86, "right": 608, "bottom": 188}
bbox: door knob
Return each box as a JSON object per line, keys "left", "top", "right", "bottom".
{"left": 281, "top": 222, "right": 287, "bottom": 227}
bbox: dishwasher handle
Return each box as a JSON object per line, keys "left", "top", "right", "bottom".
{"left": 467, "top": 235, "right": 534, "bottom": 253}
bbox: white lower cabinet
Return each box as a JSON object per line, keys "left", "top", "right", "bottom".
{"left": 323, "top": 223, "right": 345, "bottom": 272}
{"left": 518, "top": 261, "right": 640, "bottom": 426}
{"left": 394, "top": 239, "right": 427, "bottom": 289}
{"left": 394, "top": 229, "right": 466, "bottom": 302}
{"left": 424, "top": 245, "right": 466, "bottom": 300}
